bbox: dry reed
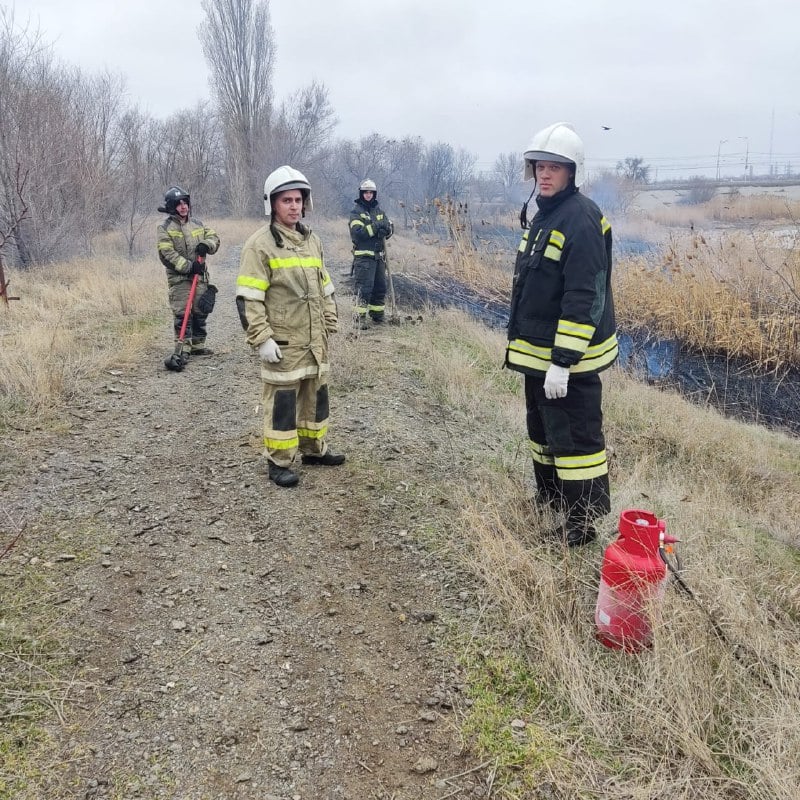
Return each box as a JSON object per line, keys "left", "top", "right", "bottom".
{"left": 616, "top": 231, "right": 800, "bottom": 370}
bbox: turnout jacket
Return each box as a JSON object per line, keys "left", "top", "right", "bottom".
{"left": 235, "top": 221, "right": 338, "bottom": 385}
{"left": 157, "top": 214, "right": 220, "bottom": 288}
{"left": 506, "top": 188, "right": 618, "bottom": 376}
{"left": 349, "top": 197, "right": 391, "bottom": 258}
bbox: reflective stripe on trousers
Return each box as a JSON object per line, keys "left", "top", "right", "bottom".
{"left": 262, "top": 377, "right": 330, "bottom": 467}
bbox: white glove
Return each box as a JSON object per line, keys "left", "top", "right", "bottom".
{"left": 258, "top": 338, "right": 282, "bottom": 363}
{"left": 544, "top": 364, "right": 570, "bottom": 399}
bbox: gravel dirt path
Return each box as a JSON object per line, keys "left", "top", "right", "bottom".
{"left": 2, "top": 246, "right": 490, "bottom": 799}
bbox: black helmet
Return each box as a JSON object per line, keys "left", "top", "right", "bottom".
{"left": 158, "top": 186, "right": 190, "bottom": 214}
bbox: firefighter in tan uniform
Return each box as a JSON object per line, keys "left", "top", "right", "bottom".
{"left": 157, "top": 186, "right": 220, "bottom": 365}
{"left": 236, "top": 166, "right": 346, "bottom": 488}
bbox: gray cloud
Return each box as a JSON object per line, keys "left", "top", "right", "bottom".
{"left": 9, "top": 0, "right": 800, "bottom": 178}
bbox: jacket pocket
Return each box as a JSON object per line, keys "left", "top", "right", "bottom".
{"left": 516, "top": 316, "right": 557, "bottom": 343}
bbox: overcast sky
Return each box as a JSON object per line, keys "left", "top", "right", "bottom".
{"left": 6, "top": 0, "right": 800, "bottom": 179}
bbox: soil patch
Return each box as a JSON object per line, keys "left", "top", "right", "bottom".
{"left": 2, "top": 249, "right": 489, "bottom": 799}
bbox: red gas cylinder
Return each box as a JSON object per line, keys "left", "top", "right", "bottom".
{"left": 594, "top": 509, "right": 678, "bottom": 653}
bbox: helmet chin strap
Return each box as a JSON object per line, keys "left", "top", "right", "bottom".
{"left": 519, "top": 184, "right": 536, "bottom": 229}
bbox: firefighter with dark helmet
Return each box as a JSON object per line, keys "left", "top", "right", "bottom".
{"left": 505, "top": 122, "right": 618, "bottom": 547}
{"left": 348, "top": 178, "right": 393, "bottom": 328}
{"left": 235, "top": 165, "right": 345, "bottom": 488}
{"left": 157, "top": 186, "right": 220, "bottom": 365}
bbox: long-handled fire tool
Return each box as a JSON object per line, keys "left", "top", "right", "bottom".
{"left": 383, "top": 243, "right": 400, "bottom": 325}
{"left": 164, "top": 270, "right": 200, "bottom": 372}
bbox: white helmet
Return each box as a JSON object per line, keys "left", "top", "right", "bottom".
{"left": 263, "top": 165, "right": 313, "bottom": 217}
{"left": 523, "top": 122, "right": 585, "bottom": 187}
{"left": 359, "top": 178, "right": 377, "bottom": 192}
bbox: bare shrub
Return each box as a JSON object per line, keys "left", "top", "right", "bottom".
{"left": 679, "top": 177, "right": 718, "bottom": 205}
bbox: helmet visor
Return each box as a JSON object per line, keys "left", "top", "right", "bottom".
{"left": 523, "top": 151, "right": 575, "bottom": 165}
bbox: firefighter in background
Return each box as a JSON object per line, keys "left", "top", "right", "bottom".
{"left": 505, "top": 122, "right": 618, "bottom": 547}
{"left": 157, "top": 186, "right": 220, "bottom": 364}
{"left": 236, "top": 166, "right": 346, "bottom": 488}
{"left": 348, "top": 178, "right": 394, "bottom": 328}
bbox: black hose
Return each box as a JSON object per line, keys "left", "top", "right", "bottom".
{"left": 659, "top": 546, "right": 796, "bottom": 693}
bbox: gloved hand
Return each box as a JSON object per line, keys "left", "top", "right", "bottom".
{"left": 384, "top": 220, "right": 394, "bottom": 239}
{"left": 258, "top": 338, "right": 282, "bottom": 363}
{"left": 195, "top": 242, "right": 210, "bottom": 256}
{"left": 190, "top": 258, "right": 206, "bottom": 275}
{"left": 544, "top": 364, "right": 570, "bottom": 399}
{"left": 376, "top": 219, "right": 391, "bottom": 237}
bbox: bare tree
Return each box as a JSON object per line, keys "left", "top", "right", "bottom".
{"left": 115, "top": 109, "right": 163, "bottom": 258}
{"left": 616, "top": 156, "right": 651, "bottom": 184}
{"left": 200, "top": 0, "right": 275, "bottom": 216}
{"left": 424, "top": 142, "right": 476, "bottom": 200}
{"left": 154, "top": 105, "right": 225, "bottom": 212}
{"left": 0, "top": 8, "right": 41, "bottom": 267}
{"left": 269, "top": 81, "right": 337, "bottom": 167}
{"left": 385, "top": 136, "right": 426, "bottom": 225}
{"left": 320, "top": 134, "right": 418, "bottom": 217}
{"left": 0, "top": 164, "right": 28, "bottom": 305}
{"left": 1, "top": 10, "right": 134, "bottom": 262}
{"left": 493, "top": 151, "right": 523, "bottom": 204}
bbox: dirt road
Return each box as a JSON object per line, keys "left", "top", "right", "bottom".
{"left": 2, "top": 247, "right": 489, "bottom": 799}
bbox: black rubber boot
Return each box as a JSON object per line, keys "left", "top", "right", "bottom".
{"left": 269, "top": 463, "right": 299, "bottom": 487}
{"left": 544, "top": 522, "right": 597, "bottom": 547}
{"left": 301, "top": 451, "right": 346, "bottom": 466}
{"left": 532, "top": 488, "right": 563, "bottom": 513}
{"left": 565, "top": 522, "right": 597, "bottom": 548}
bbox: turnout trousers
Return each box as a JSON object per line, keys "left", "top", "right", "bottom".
{"left": 168, "top": 279, "right": 209, "bottom": 352}
{"left": 261, "top": 376, "right": 330, "bottom": 468}
{"left": 524, "top": 372, "right": 610, "bottom": 528}
{"left": 352, "top": 254, "right": 387, "bottom": 322}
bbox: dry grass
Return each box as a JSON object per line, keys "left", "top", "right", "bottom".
{"left": 0, "top": 255, "right": 164, "bottom": 426}
{"left": 415, "top": 197, "right": 512, "bottom": 305}
{"left": 616, "top": 230, "right": 800, "bottom": 370}
{"left": 395, "top": 308, "right": 800, "bottom": 799}
{"left": 647, "top": 192, "right": 800, "bottom": 228}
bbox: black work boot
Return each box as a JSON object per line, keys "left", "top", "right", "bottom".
{"left": 301, "top": 451, "right": 346, "bottom": 466}
{"left": 268, "top": 462, "right": 299, "bottom": 487}
{"left": 565, "top": 522, "right": 597, "bottom": 548}
{"left": 544, "top": 521, "right": 597, "bottom": 547}
{"left": 532, "top": 488, "right": 563, "bottom": 513}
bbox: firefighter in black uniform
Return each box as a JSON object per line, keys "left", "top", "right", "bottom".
{"left": 505, "top": 122, "right": 618, "bottom": 547}
{"left": 348, "top": 179, "right": 393, "bottom": 328}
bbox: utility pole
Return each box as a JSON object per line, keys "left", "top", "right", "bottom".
{"left": 769, "top": 108, "right": 775, "bottom": 176}
{"left": 716, "top": 139, "right": 728, "bottom": 182}
{"left": 738, "top": 136, "right": 749, "bottom": 180}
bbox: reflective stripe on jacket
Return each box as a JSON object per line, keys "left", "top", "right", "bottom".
{"left": 157, "top": 215, "right": 220, "bottom": 287}
{"left": 236, "top": 222, "right": 338, "bottom": 385}
{"left": 506, "top": 189, "right": 617, "bottom": 376}
{"left": 349, "top": 198, "right": 389, "bottom": 258}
